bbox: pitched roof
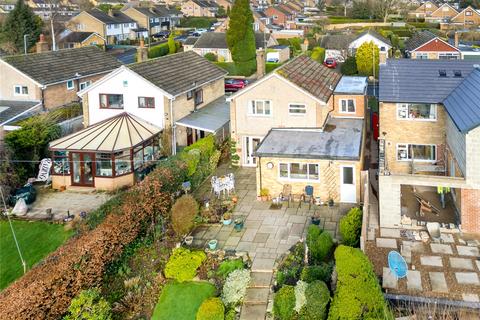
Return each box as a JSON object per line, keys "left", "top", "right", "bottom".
{"left": 0, "top": 100, "right": 41, "bottom": 125}
{"left": 184, "top": 36, "right": 199, "bottom": 45}
{"left": 405, "top": 30, "right": 437, "bottom": 51}
{"left": 320, "top": 34, "right": 356, "bottom": 50}
{"left": 379, "top": 59, "right": 478, "bottom": 104}
{"left": 86, "top": 8, "right": 135, "bottom": 24}
{"left": 59, "top": 31, "right": 100, "bottom": 43}
{"left": 354, "top": 30, "right": 392, "bottom": 46}
{"left": 132, "top": 5, "right": 180, "bottom": 17}
{"left": 191, "top": 0, "right": 218, "bottom": 8}
{"left": 1, "top": 46, "right": 122, "bottom": 85}
{"left": 128, "top": 51, "right": 227, "bottom": 96}
{"left": 443, "top": 68, "right": 480, "bottom": 132}
{"left": 193, "top": 32, "right": 271, "bottom": 49}
{"left": 275, "top": 55, "right": 341, "bottom": 103}
{"left": 270, "top": 5, "right": 292, "bottom": 16}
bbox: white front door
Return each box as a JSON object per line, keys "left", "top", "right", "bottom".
{"left": 340, "top": 165, "right": 356, "bottom": 203}
{"left": 243, "top": 136, "right": 261, "bottom": 166}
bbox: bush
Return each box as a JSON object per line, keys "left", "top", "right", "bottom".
{"left": 273, "top": 285, "right": 296, "bottom": 320}
{"left": 266, "top": 62, "right": 281, "bottom": 73}
{"left": 180, "top": 16, "right": 217, "bottom": 28}
{"left": 276, "top": 243, "right": 304, "bottom": 288}
{"left": 310, "top": 47, "right": 326, "bottom": 63}
{"left": 221, "top": 269, "right": 251, "bottom": 306}
{"left": 148, "top": 42, "right": 170, "bottom": 58}
{"left": 300, "top": 262, "right": 334, "bottom": 284}
{"left": 299, "top": 281, "right": 330, "bottom": 320}
{"left": 339, "top": 207, "right": 363, "bottom": 247}
{"left": 217, "top": 259, "right": 244, "bottom": 278}
{"left": 196, "top": 297, "right": 225, "bottom": 320}
{"left": 171, "top": 194, "right": 198, "bottom": 236}
{"left": 204, "top": 52, "right": 218, "bottom": 62}
{"left": 64, "top": 289, "right": 112, "bottom": 320}
{"left": 341, "top": 56, "right": 357, "bottom": 75}
{"left": 328, "top": 246, "right": 392, "bottom": 320}
{"left": 164, "top": 247, "right": 206, "bottom": 282}
{"left": 307, "top": 225, "right": 334, "bottom": 264}
{"left": 294, "top": 280, "right": 308, "bottom": 312}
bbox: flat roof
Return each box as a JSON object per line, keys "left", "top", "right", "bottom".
{"left": 0, "top": 100, "right": 41, "bottom": 125}
{"left": 255, "top": 118, "right": 364, "bottom": 160}
{"left": 334, "top": 76, "right": 368, "bottom": 95}
{"left": 175, "top": 97, "right": 229, "bottom": 133}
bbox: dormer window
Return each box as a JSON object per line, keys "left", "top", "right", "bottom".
{"left": 439, "top": 69, "right": 447, "bottom": 77}
{"left": 453, "top": 70, "right": 462, "bottom": 77}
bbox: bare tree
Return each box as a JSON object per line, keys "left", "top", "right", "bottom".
{"left": 372, "top": 0, "right": 396, "bottom": 22}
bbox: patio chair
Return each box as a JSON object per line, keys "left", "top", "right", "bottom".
{"left": 279, "top": 184, "right": 292, "bottom": 208}
{"left": 301, "top": 185, "right": 314, "bottom": 209}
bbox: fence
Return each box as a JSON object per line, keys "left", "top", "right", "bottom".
{"left": 360, "top": 170, "right": 370, "bottom": 252}
{"left": 58, "top": 116, "right": 84, "bottom": 136}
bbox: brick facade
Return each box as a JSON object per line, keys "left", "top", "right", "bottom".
{"left": 460, "top": 188, "right": 480, "bottom": 233}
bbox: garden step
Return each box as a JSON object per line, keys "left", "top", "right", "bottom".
{"left": 240, "top": 302, "right": 267, "bottom": 320}
{"left": 244, "top": 288, "right": 270, "bottom": 304}
{"left": 249, "top": 271, "right": 273, "bottom": 288}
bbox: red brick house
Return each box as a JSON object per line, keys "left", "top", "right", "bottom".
{"left": 264, "top": 6, "right": 294, "bottom": 28}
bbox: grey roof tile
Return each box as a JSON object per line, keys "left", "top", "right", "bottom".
{"left": 320, "top": 34, "right": 356, "bottom": 50}
{"left": 87, "top": 8, "right": 135, "bottom": 24}
{"left": 354, "top": 30, "right": 392, "bottom": 46}
{"left": 0, "top": 100, "right": 41, "bottom": 125}
{"left": 405, "top": 30, "right": 437, "bottom": 51}
{"left": 59, "top": 31, "right": 97, "bottom": 43}
{"left": 193, "top": 32, "right": 271, "bottom": 50}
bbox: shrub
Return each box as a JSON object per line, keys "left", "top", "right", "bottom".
{"left": 341, "top": 56, "right": 357, "bottom": 75}
{"left": 221, "top": 269, "right": 251, "bottom": 306}
{"left": 225, "top": 308, "right": 236, "bottom": 320}
{"left": 356, "top": 41, "right": 379, "bottom": 77}
{"left": 294, "top": 280, "right": 308, "bottom": 312}
{"left": 171, "top": 195, "right": 199, "bottom": 236}
{"left": 217, "top": 259, "right": 244, "bottom": 278}
{"left": 266, "top": 62, "right": 281, "bottom": 73}
{"left": 328, "top": 246, "right": 392, "bottom": 320}
{"left": 299, "top": 281, "right": 330, "bottom": 320}
{"left": 148, "top": 42, "right": 170, "bottom": 58}
{"left": 310, "top": 47, "right": 326, "bottom": 62}
{"left": 64, "top": 289, "right": 112, "bottom": 320}
{"left": 273, "top": 285, "right": 296, "bottom": 320}
{"left": 339, "top": 207, "right": 363, "bottom": 247}
{"left": 300, "top": 262, "right": 334, "bottom": 284}
{"left": 307, "top": 225, "right": 334, "bottom": 264}
{"left": 204, "top": 52, "right": 218, "bottom": 62}
{"left": 276, "top": 243, "right": 304, "bottom": 288}
{"left": 164, "top": 247, "right": 206, "bottom": 282}
{"left": 196, "top": 297, "right": 225, "bottom": 320}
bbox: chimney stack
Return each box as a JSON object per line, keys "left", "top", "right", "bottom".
{"left": 454, "top": 32, "right": 459, "bottom": 48}
{"left": 137, "top": 38, "right": 149, "bottom": 63}
{"left": 36, "top": 34, "right": 49, "bottom": 53}
{"left": 301, "top": 38, "right": 309, "bottom": 52}
{"left": 256, "top": 49, "right": 265, "bottom": 79}
{"left": 108, "top": 8, "right": 114, "bottom": 17}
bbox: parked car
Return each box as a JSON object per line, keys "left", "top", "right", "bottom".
{"left": 225, "top": 79, "right": 248, "bottom": 92}
{"left": 323, "top": 58, "right": 337, "bottom": 69}
{"left": 152, "top": 31, "right": 170, "bottom": 40}
{"left": 267, "top": 57, "right": 279, "bottom": 63}
{"left": 195, "top": 28, "right": 208, "bottom": 34}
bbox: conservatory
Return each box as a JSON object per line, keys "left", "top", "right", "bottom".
{"left": 49, "top": 113, "right": 162, "bottom": 191}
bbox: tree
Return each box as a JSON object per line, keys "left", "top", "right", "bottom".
{"left": 341, "top": 56, "right": 358, "bottom": 75}
{"left": 355, "top": 41, "right": 379, "bottom": 77}
{"left": 167, "top": 32, "right": 176, "bottom": 54}
{"left": 216, "top": 5, "right": 227, "bottom": 18}
{"left": 350, "top": 0, "right": 373, "bottom": 19}
{"left": 372, "top": 0, "right": 396, "bottom": 22}
{"left": 64, "top": 289, "right": 112, "bottom": 320}
{"left": 226, "top": 0, "right": 257, "bottom": 76}
{"left": 460, "top": 0, "right": 480, "bottom": 9}
{"left": 0, "top": 0, "right": 43, "bottom": 53}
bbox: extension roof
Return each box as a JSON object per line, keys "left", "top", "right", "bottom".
{"left": 1, "top": 46, "right": 122, "bottom": 85}
{"left": 320, "top": 34, "right": 356, "bottom": 50}
{"left": 59, "top": 31, "right": 101, "bottom": 43}
{"left": 405, "top": 30, "right": 438, "bottom": 51}
{"left": 0, "top": 100, "right": 41, "bottom": 126}
{"left": 193, "top": 32, "right": 272, "bottom": 50}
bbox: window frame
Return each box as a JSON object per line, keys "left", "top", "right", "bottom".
{"left": 339, "top": 99, "right": 356, "bottom": 114}
{"left": 66, "top": 80, "right": 74, "bottom": 90}
{"left": 288, "top": 103, "right": 306, "bottom": 115}
{"left": 13, "top": 85, "right": 28, "bottom": 96}
{"left": 396, "top": 143, "right": 437, "bottom": 162}
{"left": 138, "top": 96, "right": 155, "bottom": 109}
{"left": 396, "top": 103, "right": 437, "bottom": 121}
{"left": 249, "top": 99, "right": 272, "bottom": 116}
{"left": 99, "top": 93, "right": 124, "bottom": 109}
{"left": 194, "top": 89, "right": 203, "bottom": 106}
{"left": 278, "top": 162, "right": 320, "bottom": 181}
{"left": 79, "top": 80, "right": 92, "bottom": 91}
{"left": 187, "top": 90, "right": 193, "bottom": 100}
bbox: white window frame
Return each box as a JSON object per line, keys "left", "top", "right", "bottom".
{"left": 339, "top": 99, "right": 356, "bottom": 114}
{"left": 396, "top": 103, "right": 437, "bottom": 121}
{"left": 438, "top": 52, "right": 460, "bottom": 60}
{"left": 79, "top": 80, "right": 92, "bottom": 91}
{"left": 288, "top": 103, "right": 306, "bottom": 115}
{"left": 416, "top": 52, "right": 428, "bottom": 60}
{"left": 66, "top": 80, "right": 74, "bottom": 90}
{"left": 249, "top": 100, "right": 272, "bottom": 116}
{"left": 13, "top": 85, "right": 28, "bottom": 96}
{"left": 278, "top": 162, "right": 320, "bottom": 182}
{"left": 396, "top": 143, "right": 437, "bottom": 162}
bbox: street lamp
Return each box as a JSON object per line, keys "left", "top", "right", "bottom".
{"left": 23, "top": 34, "right": 29, "bottom": 55}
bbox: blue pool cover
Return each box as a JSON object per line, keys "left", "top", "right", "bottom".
{"left": 388, "top": 251, "right": 408, "bottom": 279}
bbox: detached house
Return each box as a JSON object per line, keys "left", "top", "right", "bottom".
{"left": 228, "top": 55, "right": 368, "bottom": 203}
{"left": 378, "top": 59, "right": 480, "bottom": 233}
{"left": 405, "top": 30, "right": 460, "bottom": 60}
{"left": 409, "top": 1, "right": 439, "bottom": 19}
{"left": 265, "top": 6, "right": 294, "bottom": 28}
{"left": 181, "top": 0, "right": 218, "bottom": 17}
{"left": 348, "top": 30, "right": 392, "bottom": 60}
{"left": 447, "top": 6, "right": 480, "bottom": 29}
{"left": 425, "top": 3, "right": 458, "bottom": 22}
{"left": 48, "top": 51, "right": 227, "bottom": 191}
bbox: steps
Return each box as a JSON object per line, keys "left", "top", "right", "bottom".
{"left": 240, "top": 271, "right": 273, "bottom": 320}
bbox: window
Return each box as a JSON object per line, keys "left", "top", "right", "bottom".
{"left": 79, "top": 80, "right": 91, "bottom": 90}
{"left": 466, "top": 10, "right": 473, "bottom": 16}
{"left": 279, "top": 162, "right": 319, "bottom": 181}
{"left": 66, "top": 80, "right": 74, "bottom": 90}
{"left": 417, "top": 53, "right": 428, "bottom": 60}
{"left": 249, "top": 100, "right": 271, "bottom": 116}
{"left": 114, "top": 150, "right": 132, "bottom": 175}
{"left": 289, "top": 104, "right": 306, "bottom": 115}
{"left": 438, "top": 53, "right": 459, "bottom": 60}
{"left": 397, "top": 103, "right": 436, "bottom": 120}
{"left": 52, "top": 151, "right": 70, "bottom": 174}
{"left": 138, "top": 97, "right": 155, "bottom": 108}
{"left": 99, "top": 94, "right": 124, "bottom": 109}
{"left": 187, "top": 90, "right": 193, "bottom": 100}
{"left": 342, "top": 167, "right": 353, "bottom": 184}
{"left": 95, "top": 153, "right": 112, "bottom": 177}
{"left": 194, "top": 89, "right": 203, "bottom": 106}
{"left": 14, "top": 85, "right": 28, "bottom": 95}
{"left": 340, "top": 99, "right": 355, "bottom": 113}
{"left": 397, "top": 144, "right": 436, "bottom": 161}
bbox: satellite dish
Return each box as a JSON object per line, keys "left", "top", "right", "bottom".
{"left": 388, "top": 251, "right": 408, "bottom": 279}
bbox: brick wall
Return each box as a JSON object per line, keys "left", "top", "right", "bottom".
{"left": 331, "top": 94, "right": 365, "bottom": 119}
{"left": 460, "top": 188, "right": 480, "bottom": 233}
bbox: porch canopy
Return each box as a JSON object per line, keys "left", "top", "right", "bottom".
{"left": 175, "top": 97, "right": 229, "bottom": 133}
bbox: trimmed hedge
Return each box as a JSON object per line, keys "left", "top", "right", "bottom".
{"left": 196, "top": 297, "right": 225, "bottom": 320}
{"left": 339, "top": 207, "right": 363, "bottom": 247}
{"left": 171, "top": 195, "right": 198, "bottom": 236}
{"left": 299, "top": 281, "right": 330, "bottom": 320}
{"left": 164, "top": 248, "right": 206, "bottom": 282}
{"left": 273, "top": 285, "right": 296, "bottom": 320}
{"left": 307, "top": 225, "right": 334, "bottom": 264}
{"left": 328, "top": 246, "right": 392, "bottom": 320}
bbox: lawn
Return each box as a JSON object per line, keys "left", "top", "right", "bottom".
{"left": 152, "top": 281, "right": 216, "bottom": 320}
{"left": 0, "top": 220, "right": 73, "bottom": 290}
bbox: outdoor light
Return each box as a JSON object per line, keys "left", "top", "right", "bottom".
{"left": 266, "top": 162, "right": 274, "bottom": 169}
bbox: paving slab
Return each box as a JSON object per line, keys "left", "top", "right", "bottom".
{"left": 253, "top": 233, "right": 270, "bottom": 243}
{"left": 287, "top": 215, "right": 306, "bottom": 224}
{"left": 440, "top": 233, "right": 455, "bottom": 243}
{"left": 455, "top": 272, "right": 480, "bottom": 285}
{"left": 382, "top": 267, "right": 398, "bottom": 289}
{"left": 252, "top": 258, "right": 275, "bottom": 272}
{"left": 449, "top": 257, "right": 475, "bottom": 270}
{"left": 407, "top": 270, "right": 422, "bottom": 291}
{"left": 380, "top": 228, "right": 400, "bottom": 238}
{"left": 377, "top": 238, "right": 398, "bottom": 249}
{"left": 225, "top": 236, "right": 241, "bottom": 247}
{"left": 244, "top": 288, "right": 270, "bottom": 303}
{"left": 456, "top": 245, "right": 479, "bottom": 257}
{"left": 420, "top": 256, "right": 443, "bottom": 267}
{"left": 242, "top": 229, "right": 258, "bottom": 242}
{"left": 429, "top": 272, "right": 448, "bottom": 292}
{"left": 240, "top": 303, "right": 267, "bottom": 320}
{"left": 430, "top": 243, "right": 453, "bottom": 255}
{"left": 462, "top": 293, "right": 480, "bottom": 302}
{"left": 250, "top": 272, "right": 273, "bottom": 288}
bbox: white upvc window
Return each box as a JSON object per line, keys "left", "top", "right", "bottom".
{"left": 79, "top": 80, "right": 92, "bottom": 90}
{"left": 397, "top": 103, "right": 437, "bottom": 121}
{"left": 66, "top": 80, "right": 74, "bottom": 90}
{"left": 438, "top": 52, "right": 460, "bottom": 60}
{"left": 288, "top": 103, "right": 306, "bottom": 115}
{"left": 396, "top": 144, "right": 436, "bottom": 162}
{"left": 340, "top": 99, "right": 355, "bottom": 113}
{"left": 14, "top": 85, "right": 28, "bottom": 95}
{"left": 279, "top": 162, "right": 319, "bottom": 181}
{"left": 249, "top": 100, "right": 271, "bottom": 116}
{"left": 416, "top": 52, "right": 428, "bottom": 59}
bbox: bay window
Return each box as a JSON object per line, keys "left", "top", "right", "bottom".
{"left": 279, "top": 162, "right": 319, "bottom": 181}
{"left": 397, "top": 103, "right": 436, "bottom": 120}
{"left": 397, "top": 144, "right": 436, "bottom": 161}
{"left": 250, "top": 100, "right": 271, "bottom": 115}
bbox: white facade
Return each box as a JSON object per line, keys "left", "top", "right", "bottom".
{"left": 348, "top": 33, "right": 392, "bottom": 57}
{"left": 106, "top": 22, "right": 138, "bottom": 40}
{"left": 83, "top": 67, "right": 166, "bottom": 130}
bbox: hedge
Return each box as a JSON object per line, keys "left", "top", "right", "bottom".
{"left": 273, "top": 285, "right": 296, "bottom": 320}
{"left": 299, "top": 281, "right": 330, "bottom": 320}
{"left": 339, "top": 207, "right": 363, "bottom": 247}
{"left": 328, "top": 246, "right": 392, "bottom": 320}
{"left": 196, "top": 297, "right": 224, "bottom": 320}
{"left": 0, "top": 136, "right": 220, "bottom": 319}
{"left": 306, "top": 225, "right": 334, "bottom": 264}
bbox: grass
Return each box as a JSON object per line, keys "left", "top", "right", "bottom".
{"left": 0, "top": 220, "right": 73, "bottom": 290}
{"left": 152, "top": 281, "right": 216, "bottom": 320}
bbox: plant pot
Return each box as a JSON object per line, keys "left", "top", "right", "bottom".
{"left": 208, "top": 239, "right": 218, "bottom": 250}
{"left": 328, "top": 199, "right": 334, "bottom": 207}
{"left": 184, "top": 236, "right": 193, "bottom": 245}
{"left": 261, "top": 195, "right": 268, "bottom": 201}
{"left": 223, "top": 218, "right": 232, "bottom": 225}
{"left": 311, "top": 217, "right": 321, "bottom": 225}
{"left": 232, "top": 196, "right": 238, "bottom": 203}
{"left": 234, "top": 219, "right": 244, "bottom": 231}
